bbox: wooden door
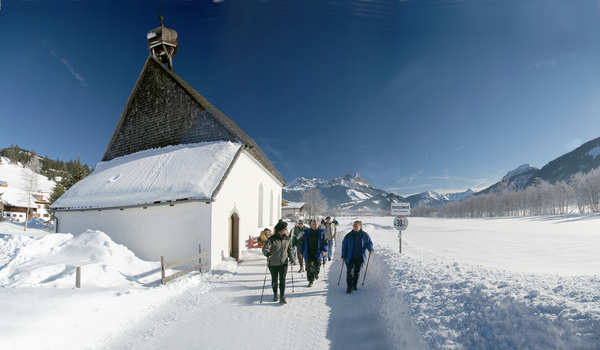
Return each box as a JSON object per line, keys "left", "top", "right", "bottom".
{"left": 229, "top": 214, "right": 239, "bottom": 261}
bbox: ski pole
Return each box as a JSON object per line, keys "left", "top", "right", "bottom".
{"left": 361, "top": 251, "right": 372, "bottom": 287}
{"left": 337, "top": 259, "right": 345, "bottom": 286}
{"left": 260, "top": 264, "right": 268, "bottom": 304}
{"left": 289, "top": 260, "right": 295, "bottom": 292}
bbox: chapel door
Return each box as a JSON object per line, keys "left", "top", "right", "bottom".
{"left": 229, "top": 214, "right": 240, "bottom": 261}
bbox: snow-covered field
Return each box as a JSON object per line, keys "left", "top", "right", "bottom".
{"left": 1, "top": 215, "right": 599, "bottom": 349}
{"left": 362, "top": 216, "right": 600, "bottom": 349}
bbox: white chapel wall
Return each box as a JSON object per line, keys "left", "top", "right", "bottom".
{"left": 55, "top": 201, "right": 212, "bottom": 263}
{"left": 211, "top": 151, "right": 282, "bottom": 265}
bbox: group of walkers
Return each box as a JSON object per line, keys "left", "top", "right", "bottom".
{"left": 261, "top": 217, "right": 374, "bottom": 304}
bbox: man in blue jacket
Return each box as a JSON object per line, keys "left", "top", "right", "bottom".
{"left": 341, "top": 220, "right": 374, "bottom": 294}
{"left": 298, "top": 219, "right": 327, "bottom": 287}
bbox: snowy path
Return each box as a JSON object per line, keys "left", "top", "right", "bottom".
{"left": 104, "top": 224, "right": 421, "bottom": 350}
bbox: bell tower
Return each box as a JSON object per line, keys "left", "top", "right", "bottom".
{"left": 147, "top": 16, "right": 178, "bottom": 71}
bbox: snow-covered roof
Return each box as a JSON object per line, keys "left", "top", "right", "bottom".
{"left": 51, "top": 141, "right": 242, "bottom": 210}
{"left": 283, "top": 202, "right": 305, "bottom": 209}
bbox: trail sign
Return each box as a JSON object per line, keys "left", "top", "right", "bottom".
{"left": 391, "top": 202, "right": 411, "bottom": 216}
{"left": 393, "top": 216, "right": 408, "bottom": 231}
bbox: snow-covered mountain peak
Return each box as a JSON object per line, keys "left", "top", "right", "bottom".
{"left": 286, "top": 176, "right": 329, "bottom": 191}
{"left": 330, "top": 173, "right": 371, "bottom": 188}
{"left": 503, "top": 164, "right": 538, "bottom": 181}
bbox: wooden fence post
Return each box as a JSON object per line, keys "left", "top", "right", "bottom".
{"left": 160, "top": 256, "right": 166, "bottom": 285}
{"left": 75, "top": 266, "right": 81, "bottom": 288}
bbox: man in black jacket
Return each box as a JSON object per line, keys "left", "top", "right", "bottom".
{"left": 298, "top": 219, "right": 327, "bottom": 287}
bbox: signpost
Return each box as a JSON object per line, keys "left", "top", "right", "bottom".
{"left": 391, "top": 203, "right": 410, "bottom": 253}
{"left": 391, "top": 202, "right": 411, "bottom": 216}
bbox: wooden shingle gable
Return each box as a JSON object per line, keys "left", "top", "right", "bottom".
{"left": 102, "top": 56, "right": 285, "bottom": 186}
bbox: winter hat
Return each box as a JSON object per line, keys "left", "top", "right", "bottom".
{"left": 274, "top": 220, "right": 288, "bottom": 234}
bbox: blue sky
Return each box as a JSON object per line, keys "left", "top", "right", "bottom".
{"left": 2, "top": 0, "right": 600, "bottom": 195}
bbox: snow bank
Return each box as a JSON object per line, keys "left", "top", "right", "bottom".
{"left": 374, "top": 247, "right": 600, "bottom": 349}
{"left": 350, "top": 216, "right": 600, "bottom": 350}
{"left": 0, "top": 230, "right": 158, "bottom": 288}
{"left": 0, "top": 220, "right": 53, "bottom": 238}
{"left": 52, "top": 141, "right": 242, "bottom": 209}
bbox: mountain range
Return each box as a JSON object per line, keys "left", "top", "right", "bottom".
{"left": 284, "top": 136, "right": 600, "bottom": 213}
{"left": 283, "top": 173, "right": 474, "bottom": 214}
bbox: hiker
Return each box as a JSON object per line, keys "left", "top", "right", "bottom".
{"left": 323, "top": 216, "right": 337, "bottom": 264}
{"left": 257, "top": 228, "right": 272, "bottom": 247}
{"left": 341, "top": 220, "right": 374, "bottom": 294}
{"left": 262, "top": 220, "right": 293, "bottom": 304}
{"left": 291, "top": 219, "right": 306, "bottom": 272}
{"left": 298, "top": 219, "right": 327, "bottom": 287}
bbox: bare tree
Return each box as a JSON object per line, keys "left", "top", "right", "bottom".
{"left": 302, "top": 188, "right": 328, "bottom": 219}
{"left": 24, "top": 156, "right": 41, "bottom": 231}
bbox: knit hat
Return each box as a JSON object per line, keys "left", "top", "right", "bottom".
{"left": 274, "top": 220, "right": 288, "bottom": 234}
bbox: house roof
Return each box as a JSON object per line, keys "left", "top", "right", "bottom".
{"left": 51, "top": 141, "right": 243, "bottom": 210}
{"left": 283, "top": 202, "right": 305, "bottom": 209}
{"left": 0, "top": 188, "right": 37, "bottom": 209}
{"left": 102, "top": 56, "right": 285, "bottom": 186}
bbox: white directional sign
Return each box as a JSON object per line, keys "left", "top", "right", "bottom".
{"left": 391, "top": 202, "right": 411, "bottom": 216}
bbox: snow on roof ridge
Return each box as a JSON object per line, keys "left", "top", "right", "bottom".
{"left": 52, "top": 141, "right": 242, "bottom": 210}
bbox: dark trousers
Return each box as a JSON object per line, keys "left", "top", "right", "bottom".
{"left": 306, "top": 258, "right": 321, "bottom": 282}
{"left": 346, "top": 259, "right": 363, "bottom": 288}
{"left": 269, "top": 264, "right": 288, "bottom": 296}
{"left": 297, "top": 248, "right": 304, "bottom": 267}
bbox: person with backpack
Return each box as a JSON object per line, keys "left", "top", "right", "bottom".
{"left": 341, "top": 220, "right": 374, "bottom": 294}
{"left": 298, "top": 219, "right": 327, "bottom": 287}
{"left": 262, "top": 220, "right": 293, "bottom": 304}
{"left": 291, "top": 219, "right": 306, "bottom": 272}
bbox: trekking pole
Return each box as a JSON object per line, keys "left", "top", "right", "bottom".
{"left": 289, "top": 260, "right": 295, "bottom": 292}
{"left": 337, "top": 259, "right": 344, "bottom": 286}
{"left": 361, "top": 251, "right": 372, "bottom": 287}
{"left": 260, "top": 264, "right": 268, "bottom": 304}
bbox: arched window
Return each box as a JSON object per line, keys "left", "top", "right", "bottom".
{"left": 258, "top": 183, "right": 264, "bottom": 227}
{"left": 270, "top": 190, "right": 274, "bottom": 226}
{"left": 277, "top": 194, "right": 281, "bottom": 220}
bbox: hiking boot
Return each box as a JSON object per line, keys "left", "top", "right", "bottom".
{"left": 346, "top": 287, "right": 352, "bottom": 294}
{"left": 280, "top": 296, "right": 287, "bottom": 304}
{"left": 353, "top": 285, "right": 358, "bottom": 291}
{"left": 308, "top": 281, "right": 313, "bottom": 287}
{"left": 328, "top": 257, "right": 331, "bottom": 261}
{"left": 273, "top": 292, "right": 278, "bottom": 302}
{"left": 298, "top": 266, "right": 304, "bottom": 273}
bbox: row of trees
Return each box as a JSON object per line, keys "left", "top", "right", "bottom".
{"left": 48, "top": 156, "right": 91, "bottom": 204}
{"left": 413, "top": 168, "right": 600, "bottom": 218}
{"left": 1, "top": 145, "right": 91, "bottom": 184}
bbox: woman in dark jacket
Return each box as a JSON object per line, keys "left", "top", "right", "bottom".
{"left": 262, "top": 220, "right": 293, "bottom": 304}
